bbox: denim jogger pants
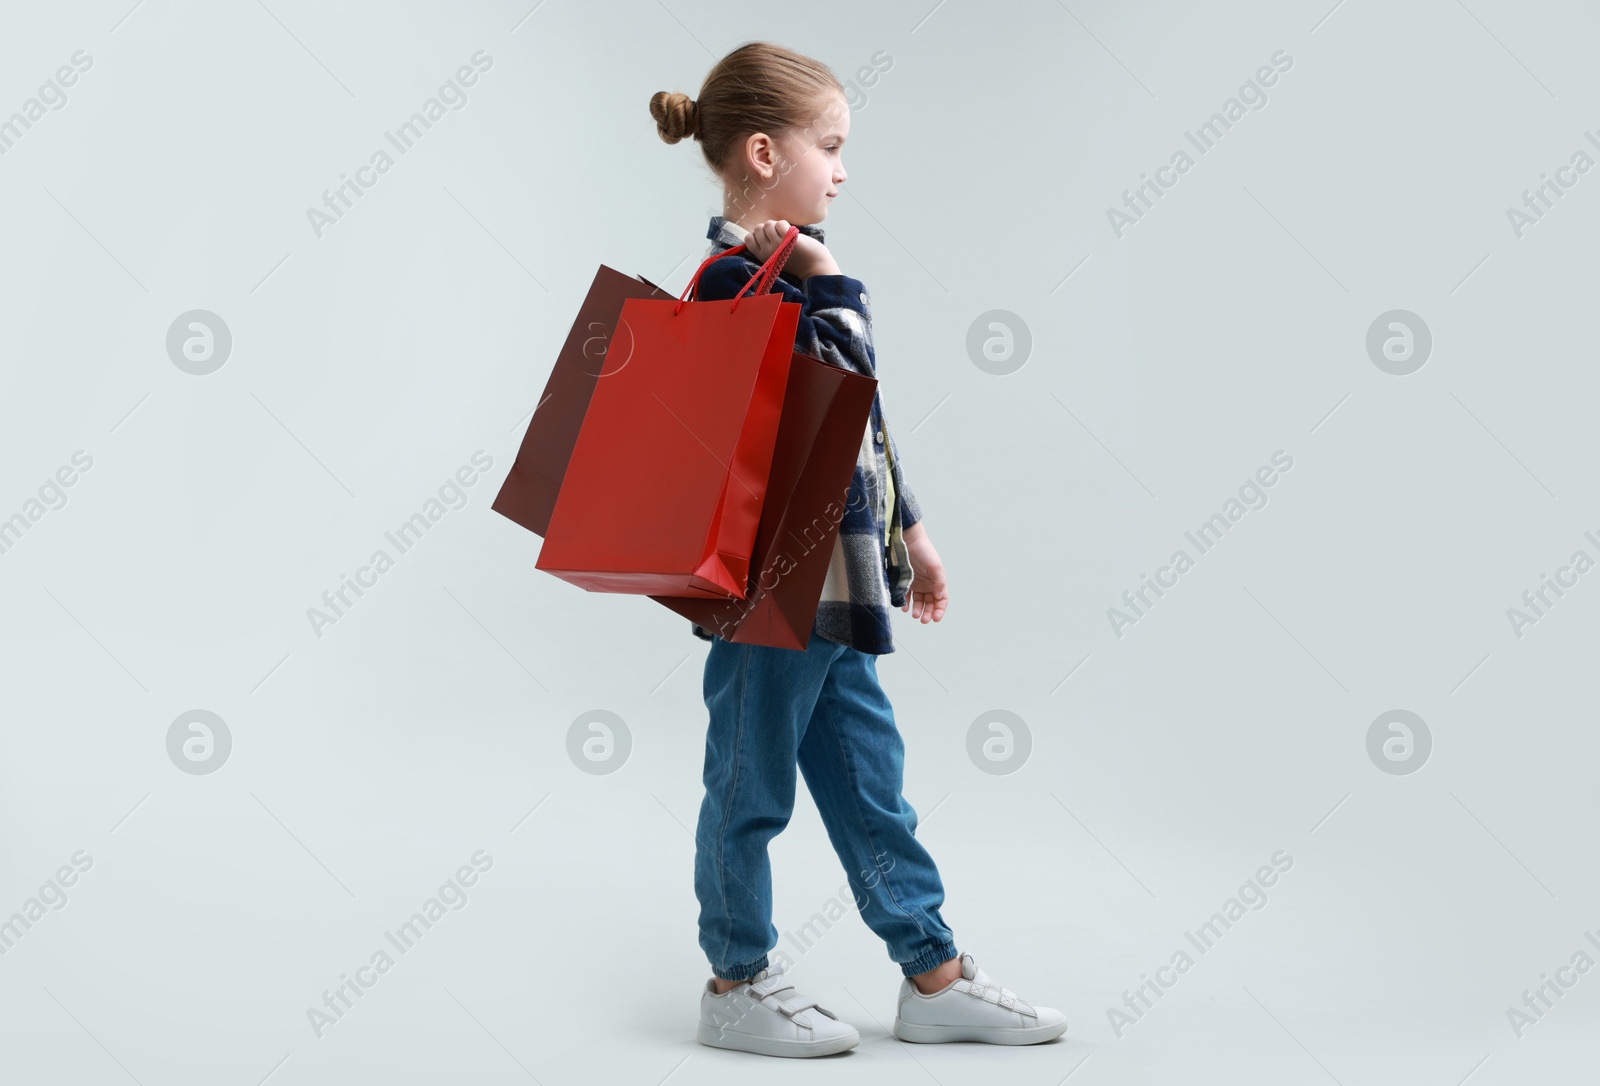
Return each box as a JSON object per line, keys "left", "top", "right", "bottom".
{"left": 695, "top": 626, "right": 958, "bottom": 981}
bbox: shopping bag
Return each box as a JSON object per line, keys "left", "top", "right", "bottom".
{"left": 648, "top": 349, "right": 877, "bottom": 650}
{"left": 536, "top": 228, "right": 805, "bottom": 599}
{"left": 491, "top": 266, "right": 673, "bottom": 538}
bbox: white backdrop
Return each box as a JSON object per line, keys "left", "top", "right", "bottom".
{"left": 1, "top": 1, "right": 1596, "bottom": 1082}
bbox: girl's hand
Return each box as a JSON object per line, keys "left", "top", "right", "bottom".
{"left": 900, "top": 530, "right": 948, "bottom": 624}
{"left": 743, "top": 219, "right": 837, "bottom": 279}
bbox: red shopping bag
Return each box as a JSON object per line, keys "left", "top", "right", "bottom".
{"left": 648, "top": 349, "right": 877, "bottom": 650}
{"left": 536, "top": 228, "right": 805, "bottom": 599}
{"left": 492, "top": 266, "right": 673, "bottom": 538}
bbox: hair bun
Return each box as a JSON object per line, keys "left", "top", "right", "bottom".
{"left": 649, "top": 90, "right": 698, "bottom": 144}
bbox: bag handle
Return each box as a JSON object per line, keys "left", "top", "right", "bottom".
{"left": 675, "top": 225, "right": 801, "bottom": 315}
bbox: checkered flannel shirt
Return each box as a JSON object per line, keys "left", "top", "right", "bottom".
{"left": 687, "top": 214, "right": 922, "bottom": 655}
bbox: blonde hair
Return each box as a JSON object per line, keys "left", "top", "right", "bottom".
{"left": 649, "top": 41, "right": 845, "bottom": 179}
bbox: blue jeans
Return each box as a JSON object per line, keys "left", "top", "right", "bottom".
{"left": 695, "top": 625, "right": 959, "bottom": 981}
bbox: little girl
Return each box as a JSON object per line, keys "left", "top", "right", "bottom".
{"left": 650, "top": 41, "right": 1067, "bottom": 1058}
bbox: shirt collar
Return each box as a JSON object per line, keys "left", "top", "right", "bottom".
{"left": 707, "top": 214, "right": 826, "bottom": 253}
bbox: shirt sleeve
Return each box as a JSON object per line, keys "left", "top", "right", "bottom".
{"left": 888, "top": 428, "right": 922, "bottom": 531}
{"left": 695, "top": 254, "right": 876, "bottom": 379}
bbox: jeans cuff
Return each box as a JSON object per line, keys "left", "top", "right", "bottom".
{"left": 899, "top": 941, "right": 959, "bottom": 978}
{"left": 712, "top": 953, "right": 769, "bottom": 982}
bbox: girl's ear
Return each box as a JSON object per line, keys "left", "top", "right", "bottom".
{"left": 743, "top": 131, "right": 779, "bottom": 181}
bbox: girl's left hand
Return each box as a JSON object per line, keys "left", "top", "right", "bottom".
{"left": 901, "top": 533, "right": 948, "bottom": 623}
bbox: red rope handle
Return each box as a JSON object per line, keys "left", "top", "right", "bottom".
{"left": 673, "top": 225, "right": 801, "bottom": 316}
{"left": 734, "top": 226, "right": 799, "bottom": 307}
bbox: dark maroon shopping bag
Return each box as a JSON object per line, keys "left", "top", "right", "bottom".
{"left": 492, "top": 266, "right": 671, "bottom": 537}
{"left": 647, "top": 350, "right": 877, "bottom": 650}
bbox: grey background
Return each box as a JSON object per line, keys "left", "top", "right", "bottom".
{"left": 2, "top": 0, "right": 1596, "bottom": 1082}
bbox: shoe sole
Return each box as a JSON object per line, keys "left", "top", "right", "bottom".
{"left": 892, "top": 1017, "right": 1069, "bottom": 1045}
{"left": 697, "top": 1022, "right": 859, "bottom": 1058}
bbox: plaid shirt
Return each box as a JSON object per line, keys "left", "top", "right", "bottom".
{"left": 688, "top": 214, "right": 922, "bottom": 655}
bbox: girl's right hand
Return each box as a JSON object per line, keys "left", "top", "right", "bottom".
{"left": 743, "top": 219, "right": 837, "bottom": 279}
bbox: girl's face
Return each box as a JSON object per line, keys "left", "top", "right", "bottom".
{"left": 728, "top": 93, "right": 850, "bottom": 227}
{"left": 780, "top": 94, "right": 850, "bottom": 224}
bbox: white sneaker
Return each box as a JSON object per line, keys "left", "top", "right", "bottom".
{"left": 697, "top": 960, "right": 860, "bottom": 1058}
{"left": 893, "top": 952, "right": 1068, "bottom": 1045}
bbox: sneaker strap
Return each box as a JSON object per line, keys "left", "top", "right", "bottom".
{"left": 747, "top": 970, "right": 825, "bottom": 1020}
{"left": 961, "top": 968, "right": 1036, "bottom": 1017}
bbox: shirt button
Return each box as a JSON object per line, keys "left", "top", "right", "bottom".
{"left": 860, "top": 292, "right": 869, "bottom": 305}
{"left": 875, "top": 428, "right": 885, "bottom": 444}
